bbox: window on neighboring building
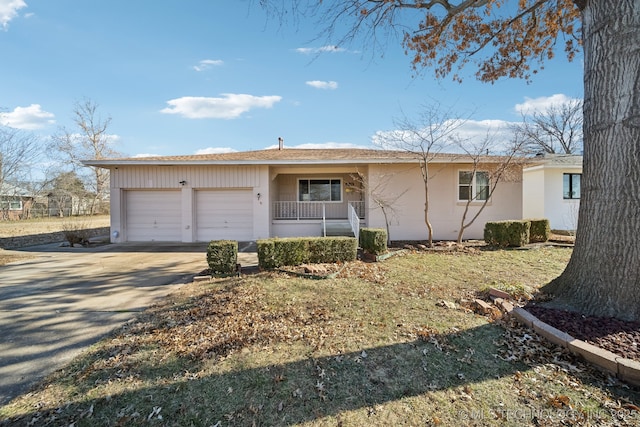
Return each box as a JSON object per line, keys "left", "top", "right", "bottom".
{"left": 298, "top": 179, "right": 342, "bottom": 202}
{"left": 563, "top": 173, "right": 581, "bottom": 199}
{"left": 458, "top": 171, "right": 490, "bottom": 201}
{"left": 0, "top": 199, "right": 22, "bottom": 210}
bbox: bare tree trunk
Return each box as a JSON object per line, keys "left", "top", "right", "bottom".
{"left": 424, "top": 201, "right": 433, "bottom": 246}
{"left": 422, "top": 162, "right": 434, "bottom": 246}
{"left": 380, "top": 205, "right": 392, "bottom": 245}
{"left": 543, "top": 0, "right": 640, "bottom": 321}
{"left": 456, "top": 203, "right": 471, "bottom": 244}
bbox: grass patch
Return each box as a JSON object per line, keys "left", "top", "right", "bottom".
{"left": 0, "top": 250, "right": 31, "bottom": 266}
{"left": 2, "top": 246, "right": 640, "bottom": 426}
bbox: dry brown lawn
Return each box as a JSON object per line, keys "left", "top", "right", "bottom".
{"left": 0, "top": 215, "right": 110, "bottom": 265}
{"left": 2, "top": 246, "right": 640, "bottom": 426}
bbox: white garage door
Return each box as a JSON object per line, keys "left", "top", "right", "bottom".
{"left": 196, "top": 189, "right": 253, "bottom": 241}
{"left": 125, "top": 190, "right": 182, "bottom": 241}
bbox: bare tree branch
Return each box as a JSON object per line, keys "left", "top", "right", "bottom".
{"left": 373, "top": 101, "right": 471, "bottom": 245}
{"left": 0, "top": 126, "right": 41, "bottom": 188}
{"left": 454, "top": 129, "right": 527, "bottom": 243}
{"left": 262, "top": 0, "right": 581, "bottom": 82}
{"left": 49, "top": 99, "right": 121, "bottom": 213}
{"left": 512, "top": 98, "right": 583, "bottom": 154}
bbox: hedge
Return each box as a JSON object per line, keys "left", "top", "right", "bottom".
{"left": 484, "top": 220, "right": 531, "bottom": 247}
{"left": 257, "top": 237, "right": 357, "bottom": 269}
{"left": 527, "top": 218, "right": 550, "bottom": 243}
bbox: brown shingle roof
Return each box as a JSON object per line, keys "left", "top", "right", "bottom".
{"left": 83, "top": 148, "right": 520, "bottom": 167}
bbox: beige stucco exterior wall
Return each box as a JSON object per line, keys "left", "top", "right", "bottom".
{"left": 367, "top": 162, "right": 523, "bottom": 241}
{"left": 107, "top": 160, "right": 525, "bottom": 243}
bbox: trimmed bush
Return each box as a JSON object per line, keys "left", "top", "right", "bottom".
{"left": 484, "top": 220, "right": 531, "bottom": 247}
{"left": 256, "top": 239, "right": 277, "bottom": 270}
{"left": 206, "top": 240, "right": 238, "bottom": 274}
{"left": 527, "top": 218, "right": 550, "bottom": 243}
{"left": 272, "top": 238, "right": 307, "bottom": 267}
{"left": 360, "top": 228, "right": 388, "bottom": 255}
{"left": 257, "top": 237, "right": 357, "bottom": 269}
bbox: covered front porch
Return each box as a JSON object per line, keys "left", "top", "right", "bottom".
{"left": 268, "top": 168, "right": 367, "bottom": 238}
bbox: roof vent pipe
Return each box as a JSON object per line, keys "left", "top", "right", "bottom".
{"left": 278, "top": 137, "right": 284, "bottom": 150}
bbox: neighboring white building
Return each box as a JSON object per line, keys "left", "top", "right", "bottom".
{"left": 84, "top": 148, "right": 525, "bottom": 243}
{"left": 522, "top": 154, "right": 582, "bottom": 231}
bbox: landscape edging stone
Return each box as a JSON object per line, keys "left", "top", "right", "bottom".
{"left": 496, "top": 300, "right": 640, "bottom": 387}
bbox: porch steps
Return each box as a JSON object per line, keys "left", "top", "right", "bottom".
{"left": 324, "top": 221, "right": 355, "bottom": 237}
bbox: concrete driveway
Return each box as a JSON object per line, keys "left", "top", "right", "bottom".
{"left": 0, "top": 242, "right": 218, "bottom": 406}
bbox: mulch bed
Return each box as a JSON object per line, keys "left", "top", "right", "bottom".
{"left": 525, "top": 304, "right": 640, "bottom": 362}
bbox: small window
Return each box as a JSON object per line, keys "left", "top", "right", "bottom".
{"left": 298, "top": 179, "right": 342, "bottom": 202}
{"left": 563, "top": 173, "right": 581, "bottom": 199}
{"left": 458, "top": 171, "right": 490, "bottom": 201}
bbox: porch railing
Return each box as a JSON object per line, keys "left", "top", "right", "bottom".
{"left": 348, "top": 203, "right": 360, "bottom": 242}
{"left": 273, "top": 201, "right": 365, "bottom": 220}
{"left": 351, "top": 200, "right": 365, "bottom": 218}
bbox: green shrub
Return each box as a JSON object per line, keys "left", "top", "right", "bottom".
{"left": 527, "top": 218, "right": 550, "bottom": 243}
{"left": 206, "top": 240, "right": 238, "bottom": 274}
{"left": 257, "top": 237, "right": 357, "bottom": 269}
{"left": 360, "top": 228, "right": 388, "bottom": 255}
{"left": 484, "top": 220, "right": 531, "bottom": 247}
{"left": 257, "top": 239, "right": 277, "bottom": 270}
{"left": 273, "top": 238, "right": 307, "bottom": 267}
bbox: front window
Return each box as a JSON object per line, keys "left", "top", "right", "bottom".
{"left": 298, "top": 179, "right": 342, "bottom": 202}
{"left": 563, "top": 173, "right": 581, "bottom": 199}
{"left": 458, "top": 171, "right": 490, "bottom": 201}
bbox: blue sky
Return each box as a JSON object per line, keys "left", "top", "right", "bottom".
{"left": 0, "top": 0, "right": 583, "bottom": 158}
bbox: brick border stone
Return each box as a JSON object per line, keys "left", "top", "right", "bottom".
{"left": 495, "top": 300, "right": 640, "bottom": 387}
{"left": 532, "top": 319, "right": 575, "bottom": 348}
{"left": 568, "top": 339, "right": 619, "bottom": 375}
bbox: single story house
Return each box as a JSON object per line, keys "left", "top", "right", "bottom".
{"left": 0, "top": 183, "right": 34, "bottom": 220}
{"left": 84, "top": 148, "right": 541, "bottom": 243}
{"left": 522, "top": 154, "right": 582, "bottom": 231}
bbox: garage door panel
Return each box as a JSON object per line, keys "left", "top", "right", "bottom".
{"left": 126, "top": 191, "right": 181, "bottom": 241}
{"left": 196, "top": 190, "right": 253, "bottom": 241}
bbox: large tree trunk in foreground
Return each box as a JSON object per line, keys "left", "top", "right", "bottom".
{"left": 543, "top": 0, "right": 640, "bottom": 321}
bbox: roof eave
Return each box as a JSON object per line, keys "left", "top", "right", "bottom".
{"left": 83, "top": 158, "right": 425, "bottom": 167}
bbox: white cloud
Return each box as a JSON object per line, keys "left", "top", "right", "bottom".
{"left": 160, "top": 94, "right": 282, "bottom": 119}
{"left": 0, "top": 0, "right": 26, "bottom": 30}
{"left": 372, "top": 119, "right": 516, "bottom": 153}
{"left": 295, "top": 45, "right": 348, "bottom": 55}
{"left": 515, "top": 94, "right": 579, "bottom": 115}
{"left": 454, "top": 119, "right": 514, "bottom": 142}
{"left": 0, "top": 104, "right": 55, "bottom": 129}
{"left": 133, "top": 153, "right": 161, "bottom": 158}
{"left": 195, "top": 147, "right": 237, "bottom": 155}
{"left": 306, "top": 80, "right": 338, "bottom": 90}
{"left": 193, "top": 59, "right": 224, "bottom": 72}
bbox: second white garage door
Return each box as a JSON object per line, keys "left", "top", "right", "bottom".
{"left": 195, "top": 189, "right": 253, "bottom": 241}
